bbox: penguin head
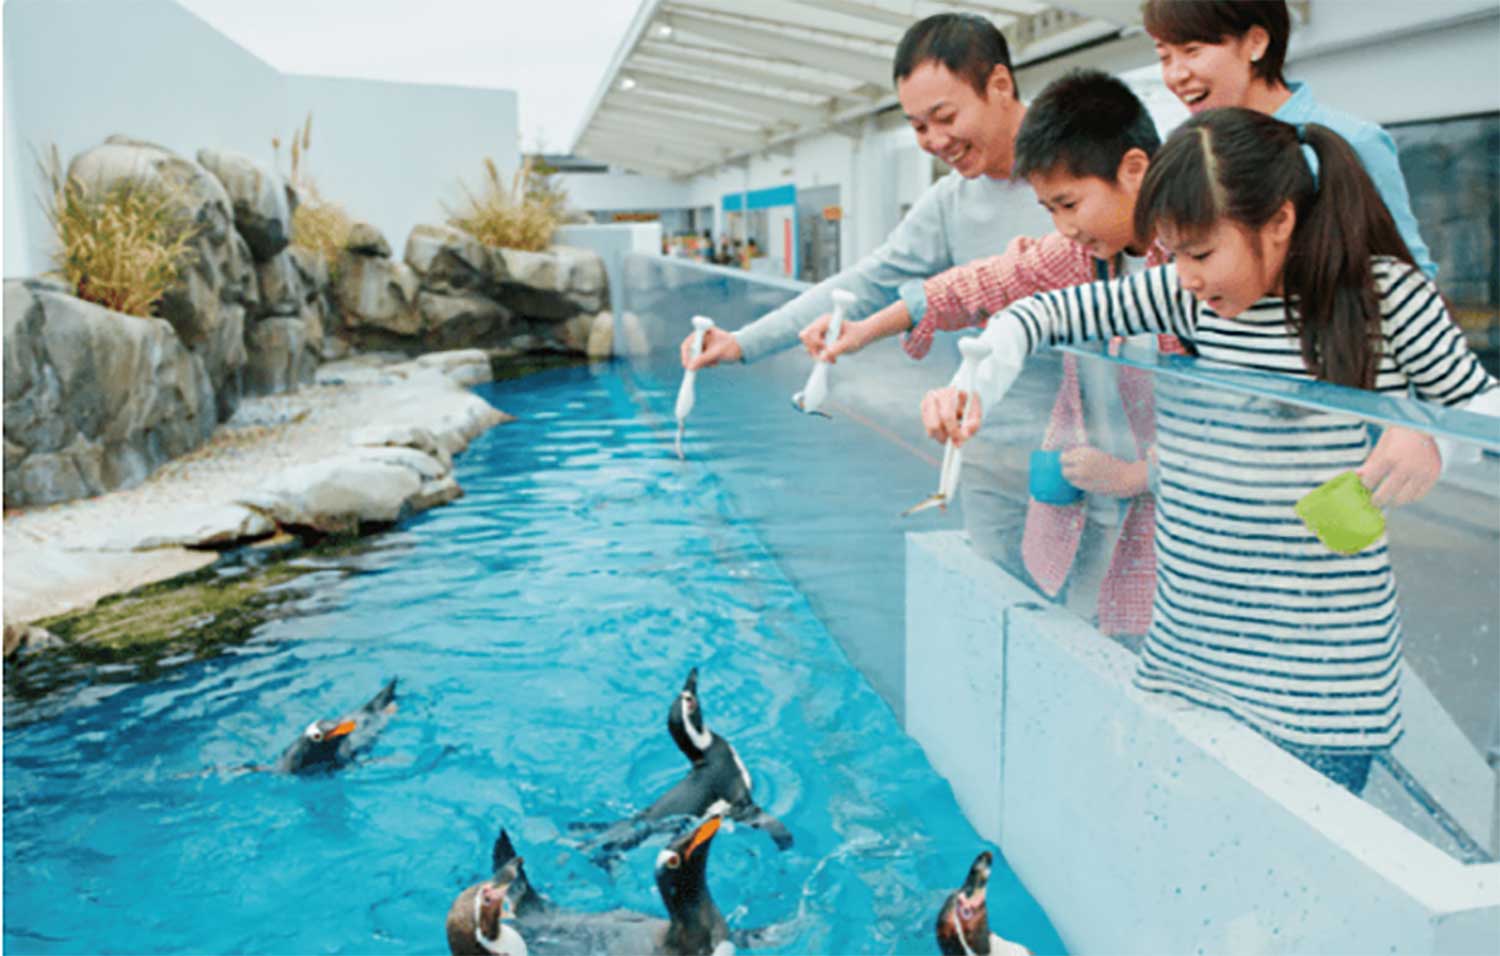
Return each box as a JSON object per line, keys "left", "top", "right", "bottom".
{"left": 476, "top": 858, "right": 524, "bottom": 938}
{"left": 471, "top": 858, "right": 529, "bottom": 956}
{"left": 286, "top": 717, "right": 357, "bottom": 769}
{"left": 666, "top": 667, "right": 713, "bottom": 761}
{"left": 936, "top": 851, "right": 993, "bottom": 955}
{"left": 654, "top": 815, "right": 721, "bottom": 920}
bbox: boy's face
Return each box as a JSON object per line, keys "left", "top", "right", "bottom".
{"left": 1152, "top": 28, "right": 1269, "bottom": 114}
{"left": 898, "top": 61, "right": 1019, "bottom": 179}
{"left": 1027, "top": 155, "right": 1146, "bottom": 260}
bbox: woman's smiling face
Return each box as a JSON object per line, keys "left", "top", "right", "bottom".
{"left": 1153, "top": 29, "right": 1267, "bottom": 114}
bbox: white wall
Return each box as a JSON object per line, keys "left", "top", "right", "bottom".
{"left": 557, "top": 168, "right": 692, "bottom": 215}
{"left": 3, "top": 0, "right": 520, "bottom": 278}
{"left": 906, "top": 530, "right": 1500, "bottom": 955}
{"left": 283, "top": 74, "right": 517, "bottom": 259}
{"left": 3, "top": 0, "right": 286, "bottom": 277}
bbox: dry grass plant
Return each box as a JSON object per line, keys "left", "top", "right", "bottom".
{"left": 447, "top": 156, "right": 566, "bottom": 253}
{"left": 274, "top": 113, "right": 353, "bottom": 277}
{"left": 40, "top": 145, "right": 198, "bottom": 318}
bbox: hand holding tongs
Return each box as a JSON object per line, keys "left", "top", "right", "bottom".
{"left": 675, "top": 315, "right": 715, "bottom": 459}
{"left": 791, "top": 289, "right": 857, "bottom": 417}
{"left": 903, "top": 337, "right": 993, "bottom": 516}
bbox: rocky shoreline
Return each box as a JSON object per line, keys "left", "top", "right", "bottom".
{"left": 3, "top": 348, "right": 515, "bottom": 657}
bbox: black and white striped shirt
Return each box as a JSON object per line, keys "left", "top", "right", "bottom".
{"left": 985, "top": 257, "right": 1494, "bottom": 750}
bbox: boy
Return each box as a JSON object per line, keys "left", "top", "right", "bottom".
{"left": 808, "top": 69, "right": 1181, "bottom": 636}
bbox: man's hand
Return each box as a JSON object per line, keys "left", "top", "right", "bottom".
{"left": 680, "top": 327, "right": 743, "bottom": 370}
{"left": 1357, "top": 425, "right": 1441, "bottom": 507}
{"left": 920, "top": 386, "right": 983, "bottom": 445}
{"left": 1061, "top": 446, "right": 1149, "bottom": 498}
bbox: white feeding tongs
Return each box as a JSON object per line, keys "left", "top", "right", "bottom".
{"left": 903, "top": 337, "right": 993, "bottom": 517}
{"left": 791, "top": 289, "right": 856, "bottom": 417}
{"left": 675, "top": 315, "right": 715, "bottom": 460}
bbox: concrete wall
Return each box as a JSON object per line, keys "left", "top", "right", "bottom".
{"left": 3, "top": 0, "right": 286, "bottom": 277}
{"left": 554, "top": 222, "right": 662, "bottom": 318}
{"left": 3, "top": 0, "right": 519, "bottom": 278}
{"left": 905, "top": 530, "right": 1500, "bottom": 955}
{"left": 556, "top": 168, "right": 692, "bottom": 217}
{"left": 282, "top": 74, "right": 518, "bottom": 259}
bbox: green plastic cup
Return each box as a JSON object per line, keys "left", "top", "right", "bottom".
{"left": 1295, "top": 471, "right": 1385, "bottom": 555}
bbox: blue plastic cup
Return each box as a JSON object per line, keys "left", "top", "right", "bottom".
{"left": 1029, "top": 449, "right": 1084, "bottom": 505}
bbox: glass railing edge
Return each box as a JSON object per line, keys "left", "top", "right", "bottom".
{"left": 1061, "top": 340, "right": 1500, "bottom": 452}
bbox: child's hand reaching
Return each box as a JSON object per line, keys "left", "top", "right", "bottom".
{"left": 1357, "top": 425, "right": 1442, "bottom": 506}
{"left": 920, "top": 386, "right": 982, "bottom": 445}
{"left": 1061, "top": 446, "right": 1150, "bottom": 498}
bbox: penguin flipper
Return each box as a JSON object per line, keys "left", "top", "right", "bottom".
{"left": 366, "top": 678, "right": 397, "bottom": 713}
{"left": 737, "top": 805, "right": 794, "bottom": 850}
{"left": 492, "top": 828, "right": 518, "bottom": 872}
{"left": 491, "top": 828, "right": 546, "bottom": 915}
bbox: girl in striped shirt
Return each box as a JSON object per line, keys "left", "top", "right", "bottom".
{"left": 921, "top": 108, "right": 1497, "bottom": 792}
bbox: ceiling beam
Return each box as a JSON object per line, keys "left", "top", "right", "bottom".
{"left": 590, "top": 119, "right": 751, "bottom": 155}
{"left": 660, "top": 9, "right": 894, "bottom": 88}
{"left": 625, "top": 71, "right": 831, "bottom": 126}
{"left": 595, "top": 106, "right": 771, "bottom": 148}
{"left": 582, "top": 124, "right": 729, "bottom": 162}
{"left": 632, "top": 46, "right": 858, "bottom": 100}
{"left": 610, "top": 88, "right": 777, "bottom": 130}
{"left": 575, "top": 143, "right": 695, "bottom": 178}
{"left": 793, "top": 0, "right": 916, "bottom": 30}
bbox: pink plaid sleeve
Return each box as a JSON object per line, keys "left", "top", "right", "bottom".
{"left": 904, "top": 232, "right": 1094, "bottom": 359}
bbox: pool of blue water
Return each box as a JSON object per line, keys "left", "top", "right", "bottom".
{"left": 4, "top": 362, "right": 1065, "bottom": 955}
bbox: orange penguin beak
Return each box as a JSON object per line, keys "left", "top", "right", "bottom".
{"left": 683, "top": 816, "right": 722, "bottom": 860}
{"left": 326, "top": 719, "right": 357, "bottom": 738}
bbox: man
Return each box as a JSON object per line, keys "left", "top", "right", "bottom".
{"left": 680, "top": 12, "right": 1052, "bottom": 370}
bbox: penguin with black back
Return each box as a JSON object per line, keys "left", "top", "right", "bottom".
{"left": 581, "top": 668, "right": 791, "bottom": 861}
{"left": 935, "top": 851, "right": 1030, "bottom": 956}
{"left": 277, "top": 678, "right": 398, "bottom": 774}
{"left": 451, "top": 817, "right": 742, "bottom": 956}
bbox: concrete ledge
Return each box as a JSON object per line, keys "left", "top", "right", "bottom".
{"left": 905, "top": 530, "right": 1500, "bottom": 954}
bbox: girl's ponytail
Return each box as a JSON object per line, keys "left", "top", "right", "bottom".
{"left": 1283, "top": 123, "right": 1414, "bottom": 388}
{"left": 1136, "top": 109, "right": 1415, "bottom": 389}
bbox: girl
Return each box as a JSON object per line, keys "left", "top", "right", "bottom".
{"left": 920, "top": 109, "right": 1496, "bottom": 792}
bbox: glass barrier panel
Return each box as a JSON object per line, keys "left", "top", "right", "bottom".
{"left": 620, "top": 252, "right": 1499, "bottom": 866}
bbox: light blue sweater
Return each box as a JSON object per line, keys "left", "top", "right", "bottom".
{"left": 1275, "top": 81, "right": 1436, "bottom": 278}
{"left": 732, "top": 171, "right": 1051, "bottom": 362}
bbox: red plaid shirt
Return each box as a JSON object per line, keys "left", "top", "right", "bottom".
{"left": 902, "top": 231, "right": 1182, "bottom": 636}
{"left": 903, "top": 232, "right": 1174, "bottom": 359}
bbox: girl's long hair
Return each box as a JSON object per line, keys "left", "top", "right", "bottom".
{"left": 1134, "top": 108, "right": 1415, "bottom": 389}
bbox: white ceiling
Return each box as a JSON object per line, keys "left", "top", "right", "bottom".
{"left": 569, "top": 0, "right": 1151, "bottom": 178}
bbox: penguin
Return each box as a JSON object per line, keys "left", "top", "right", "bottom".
{"left": 276, "top": 678, "right": 398, "bottom": 774}
{"left": 935, "top": 851, "right": 1031, "bottom": 956}
{"left": 582, "top": 668, "right": 791, "bottom": 861}
{"left": 446, "top": 831, "right": 543, "bottom": 955}
{"left": 454, "top": 817, "right": 739, "bottom": 956}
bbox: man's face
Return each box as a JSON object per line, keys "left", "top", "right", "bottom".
{"left": 1028, "top": 162, "right": 1143, "bottom": 260}
{"left": 897, "top": 61, "right": 1017, "bottom": 179}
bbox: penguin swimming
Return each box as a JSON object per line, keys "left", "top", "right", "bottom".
{"left": 452, "top": 817, "right": 744, "bottom": 956}
{"left": 581, "top": 668, "right": 791, "bottom": 861}
{"left": 446, "top": 831, "right": 543, "bottom": 955}
{"left": 935, "top": 851, "right": 1030, "bottom": 956}
{"left": 276, "top": 678, "right": 398, "bottom": 773}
